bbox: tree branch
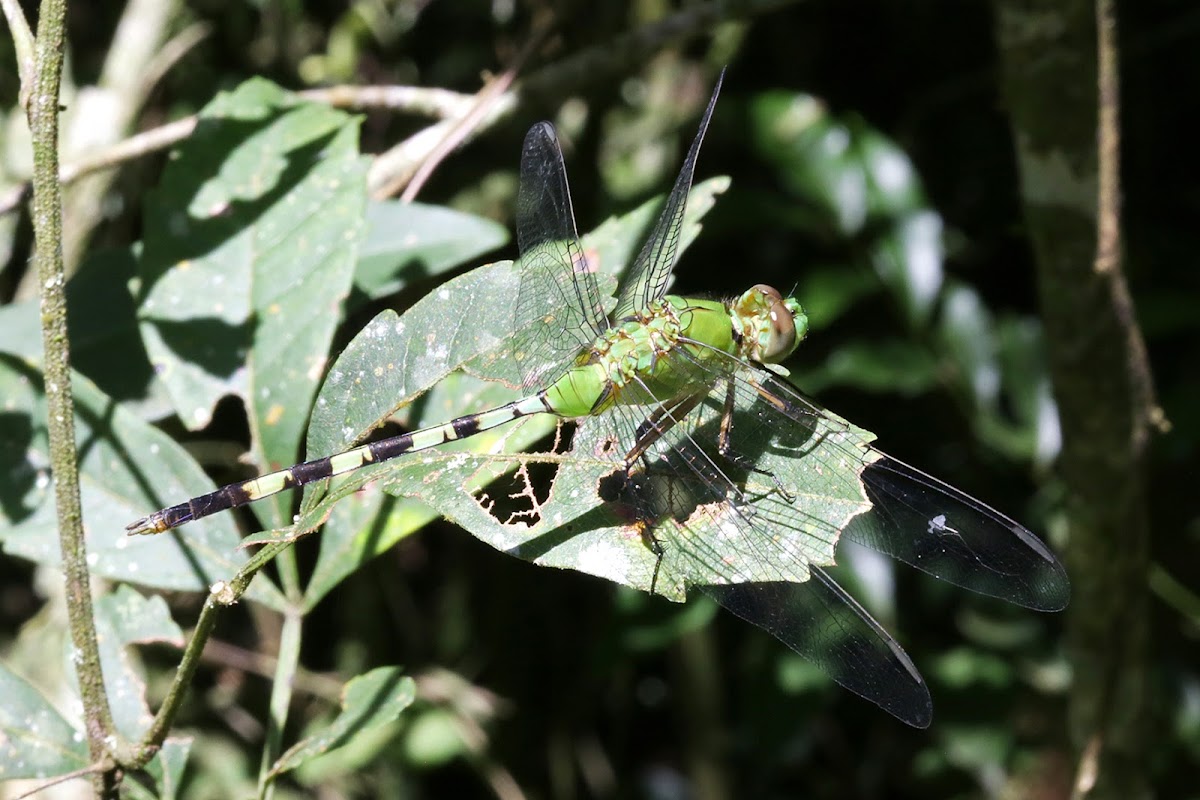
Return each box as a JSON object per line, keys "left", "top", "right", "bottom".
{"left": 992, "top": 1, "right": 1159, "bottom": 797}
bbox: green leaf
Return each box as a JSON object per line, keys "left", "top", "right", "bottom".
{"left": 938, "top": 281, "right": 1056, "bottom": 463}
{"left": 399, "top": 707, "right": 470, "bottom": 768}
{"left": 70, "top": 587, "right": 192, "bottom": 799}
{"left": 751, "top": 91, "right": 868, "bottom": 236}
{"left": 869, "top": 210, "right": 944, "bottom": 327}
{"left": 142, "top": 738, "right": 193, "bottom": 800}
{"left": 855, "top": 126, "right": 927, "bottom": 218}
{"left": 295, "top": 335, "right": 876, "bottom": 605}
{"left": 0, "top": 356, "right": 285, "bottom": 610}
{"left": 0, "top": 588, "right": 192, "bottom": 791}
{"left": 939, "top": 283, "right": 998, "bottom": 402}
{"left": 272, "top": 177, "right": 881, "bottom": 604}
{"left": 277, "top": 180, "right": 728, "bottom": 594}
{"left": 613, "top": 587, "right": 720, "bottom": 652}
{"left": 994, "top": 315, "right": 1057, "bottom": 465}
{"left": 304, "top": 261, "right": 521, "bottom": 463}
{"left": 298, "top": 177, "right": 726, "bottom": 466}
{"left": 292, "top": 713, "right": 403, "bottom": 783}
{"left": 933, "top": 723, "right": 1015, "bottom": 775}
{"left": 793, "top": 265, "right": 880, "bottom": 327}
{"left": 751, "top": 91, "right": 929, "bottom": 237}
{"left": 269, "top": 667, "right": 416, "bottom": 777}
{"left": 353, "top": 200, "right": 509, "bottom": 301}
{"left": 0, "top": 663, "right": 88, "bottom": 780}
{"left": 51, "top": 249, "right": 153, "bottom": 408}
{"left": 136, "top": 76, "right": 369, "bottom": 529}
{"left": 303, "top": 370, "right": 542, "bottom": 608}
{"left": 752, "top": 90, "right": 945, "bottom": 328}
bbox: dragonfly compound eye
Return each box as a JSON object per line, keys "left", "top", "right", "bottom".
{"left": 760, "top": 299, "right": 797, "bottom": 362}
{"left": 743, "top": 284, "right": 800, "bottom": 364}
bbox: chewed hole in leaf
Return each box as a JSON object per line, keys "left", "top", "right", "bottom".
{"left": 548, "top": 419, "right": 578, "bottom": 455}
{"left": 473, "top": 460, "right": 557, "bottom": 527}
{"left": 473, "top": 459, "right": 559, "bottom": 528}
{"left": 462, "top": 418, "right": 578, "bottom": 528}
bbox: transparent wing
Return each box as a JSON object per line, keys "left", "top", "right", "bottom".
{"left": 611, "top": 71, "right": 724, "bottom": 320}
{"left": 702, "top": 573, "right": 932, "bottom": 727}
{"left": 512, "top": 122, "right": 608, "bottom": 389}
{"left": 593, "top": 356, "right": 930, "bottom": 725}
{"left": 588, "top": 341, "right": 1066, "bottom": 724}
{"left": 716, "top": 355, "right": 1070, "bottom": 612}
{"left": 847, "top": 452, "right": 1070, "bottom": 612}
{"left": 723, "top": 365, "right": 1071, "bottom": 612}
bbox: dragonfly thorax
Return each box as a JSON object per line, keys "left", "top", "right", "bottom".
{"left": 563, "top": 288, "right": 809, "bottom": 414}
{"left": 544, "top": 295, "right": 739, "bottom": 418}
{"left": 595, "top": 296, "right": 691, "bottom": 387}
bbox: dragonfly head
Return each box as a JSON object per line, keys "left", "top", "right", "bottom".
{"left": 733, "top": 285, "right": 809, "bottom": 371}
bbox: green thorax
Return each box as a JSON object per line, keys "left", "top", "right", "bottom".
{"left": 542, "top": 295, "right": 729, "bottom": 417}
{"left": 541, "top": 287, "right": 807, "bottom": 419}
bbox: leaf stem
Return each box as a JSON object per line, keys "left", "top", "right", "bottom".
{"left": 257, "top": 608, "right": 303, "bottom": 799}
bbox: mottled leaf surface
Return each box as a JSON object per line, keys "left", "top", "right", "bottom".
{"left": 137, "top": 77, "right": 368, "bottom": 529}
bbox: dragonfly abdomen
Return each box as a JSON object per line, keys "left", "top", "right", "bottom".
{"left": 126, "top": 392, "right": 557, "bottom": 535}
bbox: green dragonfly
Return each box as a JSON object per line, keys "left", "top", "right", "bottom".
{"left": 128, "top": 71, "right": 1069, "bottom": 727}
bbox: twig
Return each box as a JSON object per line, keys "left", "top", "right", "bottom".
{"left": 1, "top": 0, "right": 35, "bottom": 98}
{"left": 367, "top": 95, "right": 518, "bottom": 200}
{"left": 3, "top": 0, "right": 803, "bottom": 218}
{"left": 199, "top": 638, "right": 346, "bottom": 699}
{"left": 1093, "top": 0, "right": 1165, "bottom": 442}
{"left": 257, "top": 608, "right": 303, "bottom": 799}
{"left": 390, "top": 68, "right": 522, "bottom": 202}
{"left": 0, "top": 116, "right": 198, "bottom": 216}
{"left": 134, "top": 541, "right": 292, "bottom": 766}
{"left": 367, "top": 0, "right": 800, "bottom": 197}
{"left": 12, "top": 0, "right": 183, "bottom": 299}
{"left": 9, "top": 761, "right": 110, "bottom": 800}
{"left": 55, "top": 0, "right": 176, "bottom": 278}
{"left": 137, "top": 20, "right": 213, "bottom": 102}
{"left": 299, "top": 84, "right": 475, "bottom": 117}
{"left": 0, "top": 85, "right": 477, "bottom": 217}
{"left": 27, "top": 0, "right": 121, "bottom": 794}
{"left": 994, "top": 0, "right": 1159, "bottom": 794}
{"left": 392, "top": 16, "right": 552, "bottom": 202}
{"left": 1068, "top": 6, "right": 1155, "bottom": 793}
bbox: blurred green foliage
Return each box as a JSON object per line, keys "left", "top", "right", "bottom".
{"left": 1, "top": 1, "right": 1197, "bottom": 798}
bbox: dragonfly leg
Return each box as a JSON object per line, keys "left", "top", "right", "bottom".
{"left": 716, "top": 377, "right": 737, "bottom": 456}
{"left": 623, "top": 392, "right": 705, "bottom": 469}
{"left": 716, "top": 377, "right": 797, "bottom": 503}
{"left": 646, "top": 526, "right": 666, "bottom": 595}
{"left": 599, "top": 468, "right": 669, "bottom": 595}
{"left": 616, "top": 393, "right": 708, "bottom": 596}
